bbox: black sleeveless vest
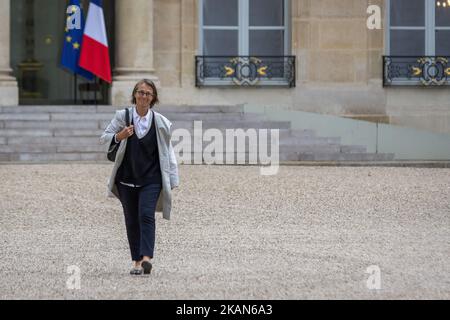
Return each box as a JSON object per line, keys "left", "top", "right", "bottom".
{"left": 116, "top": 110, "right": 162, "bottom": 186}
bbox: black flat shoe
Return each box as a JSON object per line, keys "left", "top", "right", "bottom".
{"left": 141, "top": 261, "right": 152, "bottom": 275}
{"left": 130, "top": 267, "right": 143, "bottom": 275}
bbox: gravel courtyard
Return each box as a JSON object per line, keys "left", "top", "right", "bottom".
{"left": 0, "top": 163, "right": 449, "bottom": 299}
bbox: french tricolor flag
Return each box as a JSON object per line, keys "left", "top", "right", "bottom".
{"left": 79, "top": 0, "right": 112, "bottom": 83}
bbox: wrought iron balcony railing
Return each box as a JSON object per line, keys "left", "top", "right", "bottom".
{"left": 383, "top": 56, "right": 450, "bottom": 86}
{"left": 195, "top": 56, "right": 296, "bottom": 87}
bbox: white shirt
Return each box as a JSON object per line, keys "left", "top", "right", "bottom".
{"left": 133, "top": 108, "right": 153, "bottom": 139}
{"left": 114, "top": 108, "right": 153, "bottom": 143}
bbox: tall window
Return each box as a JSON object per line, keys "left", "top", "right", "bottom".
{"left": 384, "top": 0, "right": 450, "bottom": 86}
{"left": 387, "top": 0, "right": 450, "bottom": 56}
{"left": 197, "top": 0, "right": 294, "bottom": 87}
{"left": 200, "top": 0, "right": 290, "bottom": 56}
{"left": 435, "top": 0, "right": 450, "bottom": 55}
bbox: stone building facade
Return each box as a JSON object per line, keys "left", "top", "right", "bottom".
{"left": 1, "top": 0, "right": 449, "bottom": 133}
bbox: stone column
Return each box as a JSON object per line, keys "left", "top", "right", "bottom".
{"left": 111, "top": 0, "right": 160, "bottom": 106}
{"left": 0, "top": 0, "right": 19, "bottom": 106}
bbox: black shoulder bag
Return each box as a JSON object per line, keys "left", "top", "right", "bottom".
{"left": 107, "top": 108, "right": 130, "bottom": 162}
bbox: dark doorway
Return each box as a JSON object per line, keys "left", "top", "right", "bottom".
{"left": 10, "top": 0, "right": 115, "bottom": 105}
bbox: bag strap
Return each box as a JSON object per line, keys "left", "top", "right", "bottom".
{"left": 125, "top": 108, "right": 130, "bottom": 127}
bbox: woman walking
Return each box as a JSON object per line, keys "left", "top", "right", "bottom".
{"left": 100, "top": 79, "right": 179, "bottom": 275}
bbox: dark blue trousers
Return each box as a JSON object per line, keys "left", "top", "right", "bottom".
{"left": 117, "top": 183, "right": 162, "bottom": 261}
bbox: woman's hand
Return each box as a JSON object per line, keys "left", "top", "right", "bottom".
{"left": 116, "top": 125, "right": 134, "bottom": 141}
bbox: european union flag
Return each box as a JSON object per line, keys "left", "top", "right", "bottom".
{"left": 61, "top": 0, "right": 94, "bottom": 80}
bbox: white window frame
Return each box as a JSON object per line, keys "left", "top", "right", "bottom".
{"left": 434, "top": 1, "right": 450, "bottom": 54}
{"left": 385, "top": 0, "right": 450, "bottom": 55}
{"left": 198, "top": 0, "right": 291, "bottom": 86}
{"left": 384, "top": 0, "right": 450, "bottom": 85}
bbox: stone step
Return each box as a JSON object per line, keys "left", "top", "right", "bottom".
{"left": 0, "top": 150, "right": 395, "bottom": 163}
{"left": 0, "top": 129, "right": 105, "bottom": 137}
{"left": 1, "top": 128, "right": 291, "bottom": 140}
{"left": 2, "top": 116, "right": 282, "bottom": 130}
{"left": 45, "top": 112, "right": 261, "bottom": 122}
{"left": 172, "top": 128, "right": 305, "bottom": 139}
{"left": 152, "top": 105, "right": 245, "bottom": 113}
{"left": 96, "top": 105, "right": 247, "bottom": 113}
{"left": 279, "top": 145, "right": 341, "bottom": 153}
{"left": 0, "top": 152, "right": 107, "bottom": 162}
{"left": 172, "top": 152, "right": 395, "bottom": 163}
{"left": 279, "top": 136, "right": 341, "bottom": 145}
{"left": 0, "top": 105, "right": 389, "bottom": 163}
{"left": 0, "top": 128, "right": 327, "bottom": 145}
{"left": 5, "top": 153, "right": 254, "bottom": 164}
{"left": 0, "top": 113, "right": 50, "bottom": 121}
{"left": 3, "top": 120, "right": 100, "bottom": 129}
{"left": 0, "top": 111, "right": 265, "bottom": 124}
{"left": 174, "top": 152, "right": 395, "bottom": 162}
{"left": 56, "top": 145, "right": 105, "bottom": 153}
{"left": 282, "top": 152, "right": 395, "bottom": 161}
{"left": 0, "top": 129, "right": 54, "bottom": 137}
{"left": 0, "top": 144, "right": 104, "bottom": 153}
{"left": 0, "top": 145, "right": 58, "bottom": 153}
{"left": 340, "top": 145, "right": 367, "bottom": 154}
{"left": 173, "top": 140, "right": 340, "bottom": 153}
{"left": 53, "top": 129, "right": 105, "bottom": 137}
{"left": 6, "top": 136, "right": 100, "bottom": 146}
{"left": 0, "top": 105, "right": 98, "bottom": 114}
{"left": 50, "top": 113, "right": 115, "bottom": 121}
{"left": 168, "top": 120, "right": 291, "bottom": 131}
{"left": 174, "top": 143, "right": 340, "bottom": 155}
{"left": 155, "top": 112, "right": 266, "bottom": 121}
{"left": 99, "top": 120, "right": 292, "bottom": 131}
{"left": 0, "top": 104, "right": 246, "bottom": 114}
{"left": 279, "top": 129, "right": 316, "bottom": 139}
{"left": 0, "top": 143, "right": 344, "bottom": 155}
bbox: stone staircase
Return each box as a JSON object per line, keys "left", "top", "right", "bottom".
{"left": 0, "top": 105, "right": 394, "bottom": 163}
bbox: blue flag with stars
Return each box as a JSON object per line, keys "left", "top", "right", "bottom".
{"left": 61, "top": 0, "right": 94, "bottom": 80}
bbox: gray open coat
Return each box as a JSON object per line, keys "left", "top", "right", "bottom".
{"left": 100, "top": 107, "right": 179, "bottom": 220}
